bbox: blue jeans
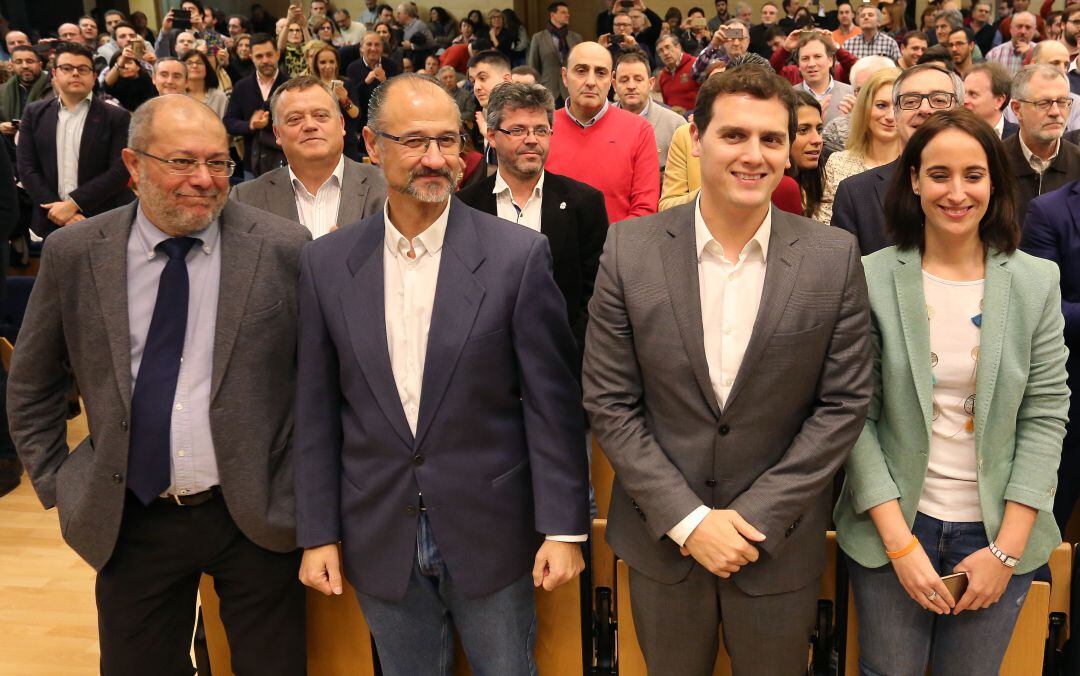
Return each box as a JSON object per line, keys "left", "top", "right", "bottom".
{"left": 847, "top": 512, "right": 1036, "bottom": 676}
{"left": 355, "top": 512, "right": 537, "bottom": 676}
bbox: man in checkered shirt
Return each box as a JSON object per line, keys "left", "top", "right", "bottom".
{"left": 842, "top": 4, "right": 901, "bottom": 61}
{"left": 985, "top": 11, "right": 1037, "bottom": 74}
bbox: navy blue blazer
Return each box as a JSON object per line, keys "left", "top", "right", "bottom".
{"left": 1022, "top": 179, "right": 1080, "bottom": 445}
{"left": 16, "top": 96, "right": 134, "bottom": 238}
{"left": 1003, "top": 119, "right": 1019, "bottom": 139}
{"left": 830, "top": 158, "right": 897, "bottom": 255}
{"left": 294, "top": 197, "right": 589, "bottom": 602}
{"left": 222, "top": 70, "right": 289, "bottom": 169}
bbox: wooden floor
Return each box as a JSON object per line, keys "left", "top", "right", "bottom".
{"left": 0, "top": 413, "right": 99, "bottom": 675}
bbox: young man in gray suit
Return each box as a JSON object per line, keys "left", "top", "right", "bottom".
{"left": 230, "top": 75, "right": 387, "bottom": 236}
{"left": 583, "top": 65, "right": 872, "bottom": 675}
{"left": 527, "top": 1, "right": 582, "bottom": 105}
{"left": 295, "top": 74, "right": 589, "bottom": 675}
{"left": 7, "top": 95, "right": 311, "bottom": 675}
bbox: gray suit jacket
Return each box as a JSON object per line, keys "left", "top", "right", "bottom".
{"left": 7, "top": 200, "right": 311, "bottom": 571}
{"left": 527, "top": 28, "right": 583, "bottom": 102}
{"left": 229, "top": 157, "right": 387, "bottom": 232}
{"left": 815, "top": 80, "right": 854, "bottom": 124}
{"left": 640, "top": 101, "right": 687, "bottom": 171}
{"left": 583, "top": 203, "right": 872, "bottom": 595}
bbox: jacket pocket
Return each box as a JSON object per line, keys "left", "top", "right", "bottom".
{"left": 491, "top": 457, "right": 529, "bottom": 487}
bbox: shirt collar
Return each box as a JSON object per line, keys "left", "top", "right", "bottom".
{"left": 801, "top": 77, "right": 834, "bottom": 98}
{"left": 493, "top": 169, "right": 546, "bottom": 199}
{"left": 693, "top": 196, "right": 772, "bottom": 263}
{"left": 564, "top": 99, "right": 609, "bottom": 128}
{"left": 615, "top": 98, "right": 651, "bottom": 117}
{"left": 288, "top": 155, "right": 345, "bottom": 197}
{"left": 993, "top": 113, "right": 1005, "bottom": 137}
{"left": 1071, "top": 58, "right": 1080, "bottom": 73}
{"left": 383, "top": 198, "right": 451, "bottom": 259}
{"left": 59, "top": 91, "right": 93, "bottom": 111}
{"left": 133, "top": 202, "right": 219, "bottom": 259}
{"left": 1019, "top": 131, "right": 1060, "bottom": 172}
{"left": 256, "top": 68, "right": 278, "bottom": 85}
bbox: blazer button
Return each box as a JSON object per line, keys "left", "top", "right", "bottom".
{"left": 112, "top": 473, "right": 123, "bottom": 484}
{"left": 405, "top": 505, "right": 417, "bottom": 515}
{"left": 719, "top": 425, "right": 730, "bottom": 435}
{"left": 412, "top": 454, "right": 425, "bottom": 466}
{"left": 120, "top": 420, "right": 128, "bottom": 431}
{"left": 705, "top": 479, "right": 717, "bottom": 487}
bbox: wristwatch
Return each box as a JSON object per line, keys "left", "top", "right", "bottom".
{"left": 989, "top": 541, "right": 1019, "bottom": 568}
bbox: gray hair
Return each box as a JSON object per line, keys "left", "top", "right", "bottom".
{"left": 396, "top": 3, "right": 418, "bottom": 18}
{"left": 1011, "top": 63, "right": 1068, "bottom": 101}
{"left": 367, "top": 73, "right": 453, "bottom": 132}
{"left": 484, "top": 82, "right": 555, "bottom": 132}
{"left": 726, "top": 18, "right": 750, "bottom": 31}
{"left": 858, "top": 5, "right": 884, "bottom": 23}
{"left": 153, "top": 56, "right": 187, "bottom": 77}
{"left": 848, "top": 55, "right": 897, "bottom": 86}
{"left": 734, "top": 2, "right": 752, "bottom": 15}
{"left": 269, "top": 74, "right": 341, "bottom": 122}
{"left": 892, "top": 62, "right": 964, "bottom": 107}
{"left": 934, "top": 9, "right": 964, "bottom": 29}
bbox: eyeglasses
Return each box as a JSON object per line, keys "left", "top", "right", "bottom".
{"left": 372, "top": 130, "right": 466, "bottom": 155}
{"left": 133, "top": 149, "right": 237, "bottom": 177}
{"left": 495, "top": 126, "right": 553, "bottom": 139}
{"left": 1014, "top": 97, "right": 1074, "bottom": 111}
{"left": 55, "top": 64, "right": 93, "bottom": 76}
{"left": 896, "top": 91, "right": 957, "bottom": 110}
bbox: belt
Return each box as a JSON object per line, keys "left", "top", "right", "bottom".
{"left": 154, "top": 486, "right": 221, "bottom": 507}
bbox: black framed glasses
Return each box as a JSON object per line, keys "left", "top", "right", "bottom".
{"left": 55, "top": 64, "right": 93, "bottom": 76}
{"left": 371, "top": 130, "right": 466, "bottom": 155}
{"left": 133, "top": 149, "right": 237, "bottom": 177}
{"left": 896, "top": 91, "right": 957, "bottom": 110}
{"left": 1014, "top": 97, "right": 1074, "bottom": 112}
{"left": 495, "top": 125, "right": 553, "bottom": 139}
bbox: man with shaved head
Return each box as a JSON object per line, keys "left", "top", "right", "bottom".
{"left": 545, "top": 41, "right": 660, "bottom": 222}
{"left": 57, "top": 23, "right": 82, "bottom": 43}
{"left": 296, "top": 74, "right": 589, "bottom": 675}
{"left": 9, "top": 94, "right": 311, "bottom": 674}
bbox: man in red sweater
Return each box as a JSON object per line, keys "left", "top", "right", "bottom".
{"left": 656, "top": 35, "right": 700, "bottom": 114}
{"left": 546, "top": 41, "right": 660, "bottom": 222}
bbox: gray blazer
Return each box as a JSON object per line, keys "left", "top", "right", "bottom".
{"left": 229, "top": 158, "right": 387, "bottom": 232}
{"left": 813, "top": 80, "right": 854, "bottom": 124}
{"left": 583, "top": 203, "right": 873, "bottom": 595}
{"left": 7, "top": 200, "right": 311, "bottom": 571}
{"left": 640, "top": 100, "right": 687, "bottom": 171}
{"left": 526, "top": 28, "right": 583, "bottom": 102}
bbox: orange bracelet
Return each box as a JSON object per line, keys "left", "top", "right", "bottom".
{"left": 886, "top": 535, "right": 920, "bottom": 560}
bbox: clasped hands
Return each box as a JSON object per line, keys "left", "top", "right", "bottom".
{"left": 681, "top": 509, "right": 766, "bottom": 578}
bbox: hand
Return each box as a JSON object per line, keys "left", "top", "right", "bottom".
{"left": 819, "top": 28, "right": 837, "bottom": 49}
{"left": 189, "top": 8, "right": 204, "bottom": 31}
{"left": 837, "top": 92, "right": 857, "bottom": 115}
{"left": 223, "top": 36, "right": 234, "bottom": 49}
{"left": 402, "top": 40, "right": 413, "bottom": 50}
{"left": 818, "top": 93, "right": 832, "bottom": 113}
{"left": 0, "top": 122, "right": 15, "bottom": 136}
{"left": 952, "top": 547, "right": 1013, "bottom": 614}
{"left": 710, "top": 30, "right": 726, "bottom": 49}
{"left": 142, "top": 50, "right": 157, "bottom": 65}
{"left": 300, "top": 543, "right": 345, "bottom": 595}
{"left": 889, "top": 542, "right": 955, "bottom": 614}
{"left": 1015, "top": 39, "right": 1032, "bottom": 54}
{"left": 783, "top": 28, "right": 803, "bottom": 52}
{"left": 374, "top": 65, "right": 387, "bottom": 82}
{"left": 162, "top": 10, "right": 174, "bottom": 32}
{"left": 599, "top": 33, "right": 612, "bottom": 48}
{"left": 474, "top": 110, "right": 488, "bottom": 138}
{"left": 118, "top": 46, "right": 136, "bottom": 67}
{"left": 334, "top": 82, "right": 348, "bottom": 102}
{"left": 622, "top": 33, "right": 637, "bottom": 46}
{"left": 250, "top": 110, "right": 270, "bottom": 130}
{"left": 680, "top": 509, "right": 766, "bottom": 578}
{"left": 532, "top": 541, "right": 585, "bottom": 591}
{"left": 67, "top": 213, "right": 86, "bottom": 225}
{"left": 42, "top": 200, "right": 79, "bottom": 225}
{"left": 365, "top": 68, "right": 378, "bottom": 84}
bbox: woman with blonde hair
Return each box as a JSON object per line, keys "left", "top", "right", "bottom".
{"left": 816, "top": 67, "right": 902, "bottom": 224}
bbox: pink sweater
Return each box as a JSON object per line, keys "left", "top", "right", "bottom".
{"left": 546, "top": 105, "right": 660, "bottom": 224}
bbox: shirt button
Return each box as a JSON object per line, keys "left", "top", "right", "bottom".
{"left": 719, "top": 425, "right": 730, "bottom": 435}
{"left": 180, "top": 489, "right": 188, "bottom": 495}
{"left": 705, "top": 479, "right": 717, "bottom": 487}
{"left": 405, "top": 505, "right": 417, "bottom": 515}
{"left": 120, "top": 420, "right": 128, "bottom": 431}
{"left": 728, "top": 273, "right": 735, "bottom": 281}
{"left": 175, "top": 403, "right": 183, "bottom": 411}
{"left": 723, "top": 326, "right": 733, "bottom": 335}
{"left": 112, "top": 473, "right": 123, "bottom": 484}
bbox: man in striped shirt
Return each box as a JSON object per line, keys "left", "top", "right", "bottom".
{"left": 985, "top": 11, "right": 1037, "bottom": 74}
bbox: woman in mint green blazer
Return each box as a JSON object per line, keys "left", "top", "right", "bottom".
{"left": 833, "top": 108, "right": 1069, "bottom": 675}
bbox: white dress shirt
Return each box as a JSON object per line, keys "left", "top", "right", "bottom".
{"left": 383, "top": 199, "right": 584, "bottom": 543}
{"left": 667, "top": 198, "right": 772, "bottom": 547}
{"left": 290, "top": 156, "right": 345, "bottom": 239}
{"left": 56, "top": 93, "right": 92, "bottom": 203}
{"left": 493, "top": 169, "right": 545, "bottom": 233}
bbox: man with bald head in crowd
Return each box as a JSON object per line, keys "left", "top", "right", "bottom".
{"left": 4, "top": 30, "right": 29, "bottom": 57}
{"left": 546, "top": 41, "right": 660, "bottom": 222}
{"left": 58, "top": 23, "right": 82, "bottom": 43}
{"left": 8, "top": 94, "right": 310, "bottom": 674}
{"left": 152, "top": 58, "right": 188, "bottom": 95}
{"left": 295, "top": 73, "right": 589, "bottom": 676}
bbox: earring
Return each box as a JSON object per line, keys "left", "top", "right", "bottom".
{"left": 913, "top": 189, "right": 920, "bottom": 196}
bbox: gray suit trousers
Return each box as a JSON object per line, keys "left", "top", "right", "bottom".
{"left": 628, "top": 565, "right": 819, "bottom": 676}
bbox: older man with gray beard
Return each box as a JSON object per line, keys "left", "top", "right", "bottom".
{"left": 8, "top": 94, "right": 310, "bottom": 675}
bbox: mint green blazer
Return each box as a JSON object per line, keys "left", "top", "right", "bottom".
{"left": 834, "top": 246, "right": 1070, "bottom": 574}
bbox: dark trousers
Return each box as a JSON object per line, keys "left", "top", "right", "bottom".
{"left": 0, "top": 368, "right": 17, "bottom": 460}
{"left": 96, "top": 491, "right": 305, "bottom": 676}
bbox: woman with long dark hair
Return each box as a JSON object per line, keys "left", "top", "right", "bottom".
{"left": 789, "top": 91, "right": 826, "bottom": 219}
{"left": 181, "top": 48, "right": 228, "bottom": 118}
{"left": 428, "top": 7, "right": 457, "bottom": 50}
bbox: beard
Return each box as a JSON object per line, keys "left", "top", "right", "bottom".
{"left": 399, "top": 165, "right": 462, "bottom": 203}
{"left": 137, "top": 168, "right": 227, "bottom": 235}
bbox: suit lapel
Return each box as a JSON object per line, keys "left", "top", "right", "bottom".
{"left": 87, "top": 203, "right": 138, "bottom": 412}
{"left": 872, "top": 160, "right": 896, "bottom": 211}
{"left": 337, "top": 160, "right": 371, "bottom": 227}
{"left": 414, "top": 201, "right": 486, "bottom": 448}
{"left": 263, "top": 168, "right": 301, "bottom": 222}
{"left": 974, "top": 250, "right": 1011, "bottom": 454}
{"left": 660, "top": 204, "right": 720, "bottom": 417}
{"left": 539, "top": 176, "right": 569, "bottom": 256}
{"left": 1069, "top": 183, "right": 1080, "bottom": 238}
{"left": 723, "top": 211, "right": 803, "bottom": 409}
{"left": 39, "top": 101, "right": 59, "bottom": 184}
{"left": 893, "top": 248, "right": 934, "bottom": 437}
{"left": 77, "top": 99, "right": 105, "bottom": 185}
{"left": 210, "top": 202, "right": 264, "bottom": 400}
{"left": 340, "top": 213, "right": 415, "bottom": 448}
